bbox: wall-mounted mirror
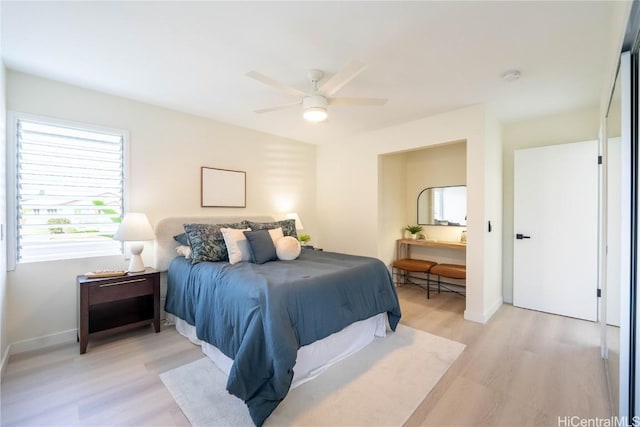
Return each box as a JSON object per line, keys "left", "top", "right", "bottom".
{"left": 417, "top": 185, "right": 466, "bottom": 226}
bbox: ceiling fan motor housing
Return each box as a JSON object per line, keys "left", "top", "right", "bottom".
{"left": 303, "top": 95, "right": 328, "bottom": 110}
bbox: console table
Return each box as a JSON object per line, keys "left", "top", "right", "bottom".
{"left": 396, "top": 238, "right": 466, "bottom": 259}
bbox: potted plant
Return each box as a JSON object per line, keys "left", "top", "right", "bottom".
{"left": 404, "top": 225, "right": 423, "bottom": 240}
{"left": 298, "top": 233, "right": 311, "bottom": 246}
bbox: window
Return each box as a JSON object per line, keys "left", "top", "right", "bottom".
{"left": 9, "top": 113, "right": 127, "bottom": 264}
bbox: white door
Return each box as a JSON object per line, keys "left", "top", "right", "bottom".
{"left": 513, "top": 140, "right": 598, "bottom": 321}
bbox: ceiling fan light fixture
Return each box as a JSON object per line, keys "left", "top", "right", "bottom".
{"left": 302, "top": 95, "right": 329, "bottom": 122}
{"left": 303, "top": 107, "right": 328, "bottom": 122}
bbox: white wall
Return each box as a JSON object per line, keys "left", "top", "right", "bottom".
{"left": 501, "top": 107, "right": 599, "bottom": 303}
{"left": 483, "top": 110, "right": 503, "bottom": 313}
{"left": 378, "top": 153, "right": 407, "bottom": 262}
{"left": 317, "top": 104, "right": 503, "bottom": 323}
{"left": 5, "top": 70, "right": 317, "bottom": 350}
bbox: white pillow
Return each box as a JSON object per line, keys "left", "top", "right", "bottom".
{"left": 268, "top": 227, "right": 284, "bottom": 245}
{"left": 220, "top": 227, "right": 251, "bottom": 264}
{"left": 175, "top": 245, "right": 192, "bottom": 259}
{"left": 275, "top": 236, "right": 301, "bottom": 261}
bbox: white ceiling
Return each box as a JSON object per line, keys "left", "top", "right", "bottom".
{"left": 1, "top": 1, "right": 618, "bottom": 145}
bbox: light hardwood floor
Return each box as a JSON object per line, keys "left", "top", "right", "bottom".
{"left": 1, "top": 285, "right": 610, "bottom": 426}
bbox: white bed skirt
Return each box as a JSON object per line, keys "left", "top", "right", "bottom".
{"left": 168, "top": 312, "right": 387, "bottom": 389}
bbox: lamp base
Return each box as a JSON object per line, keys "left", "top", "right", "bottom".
{"left": 127, "top": 243, "right": 146, "bottom": 273}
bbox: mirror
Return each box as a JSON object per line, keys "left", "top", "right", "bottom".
{"left": 417, "top": 185, "right": 466, "bottom": 226}
{"left": 605, "top": 58, "right": 623, "bottom": 416}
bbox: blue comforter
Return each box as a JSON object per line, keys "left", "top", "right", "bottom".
{"left": 165, "top": 249, "right": 401, "bottom": 426}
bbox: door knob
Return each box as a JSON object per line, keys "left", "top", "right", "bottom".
{"left": 516, "top": 234, "right": 531, "bottom": 240}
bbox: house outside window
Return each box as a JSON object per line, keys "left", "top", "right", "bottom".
{"left": 8, "top": 112, "right": 128, "bottom": 265}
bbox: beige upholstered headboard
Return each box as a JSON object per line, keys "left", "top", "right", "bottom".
{"left": 153, "top": 215, "right": 275, "bottom": 272}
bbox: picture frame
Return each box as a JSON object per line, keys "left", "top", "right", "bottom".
{"left": 201, "top": 167, "right": 246, "bottom": 208}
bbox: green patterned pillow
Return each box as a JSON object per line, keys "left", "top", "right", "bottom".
{"left": 183, "top": 222, "right": 248, "bottom": 263}
{"left": 246, "top": 219, "right": 298, "bottom": 238}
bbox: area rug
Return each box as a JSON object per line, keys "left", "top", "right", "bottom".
{"left": 160, "top": 324, "right": 465, "bottom": 426}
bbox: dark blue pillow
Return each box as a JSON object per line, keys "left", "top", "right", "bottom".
{"left": 243, "top": 229, "right": 277, "bottom": 264}
{"left": 174, "top": 233, "right": 189, "bottom": 246}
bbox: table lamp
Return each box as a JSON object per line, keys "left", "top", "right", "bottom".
{"left": 113, "top": 212, "right": 156, "bottom": 272}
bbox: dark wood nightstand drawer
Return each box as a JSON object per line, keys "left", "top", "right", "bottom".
{"left": 88, "top": 277, "right": 153, "bottom": 305}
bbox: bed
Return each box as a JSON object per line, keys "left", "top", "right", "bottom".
{"left": 155, "top": 216, "right": 401, "bottom": 426}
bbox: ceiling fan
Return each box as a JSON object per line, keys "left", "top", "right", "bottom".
{"left": 246, "top": 60, "right": 387, "bottom": 123}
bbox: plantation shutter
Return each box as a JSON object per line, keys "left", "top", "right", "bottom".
{"left": 16, "top": 118, "right": 124, "bottom": 263}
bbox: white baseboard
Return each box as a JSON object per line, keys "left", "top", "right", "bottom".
{"left": 484, "top": 296, "right": 504, "bottom": 320}
{"left": 8, "top": 304, "right": 168, "bottom": 358}
{"left": 9, "top": 329, "right": 77, "bottom": 355}
{"left": 464, "top": 297, "right": 504, "bottom": 324}
{"left": 463, "top": 310, "right": 486, "bottom": 323}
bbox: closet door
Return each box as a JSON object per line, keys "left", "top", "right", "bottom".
{"left": 603, "top": 52, "right": 627, "bottom": 418}
{"left": 513, "top": 140, "right": 599, "bottom": 321}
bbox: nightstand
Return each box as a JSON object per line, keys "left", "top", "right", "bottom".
{"left": 77, "top": 268, "right": 160, "bottom": 354}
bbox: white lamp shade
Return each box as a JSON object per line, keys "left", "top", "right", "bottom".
{"left": 113, "top": 213, "right": 155, "bottom": 242}
{"left": 113, "top": 213, "right": 155, "bottom": 273}
{"left": 285, "top": 213, "right": 304, "bottom": 230}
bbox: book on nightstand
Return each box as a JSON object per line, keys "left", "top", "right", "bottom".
{"left": 83, "top": 269, "right": 128, "bottom": 279}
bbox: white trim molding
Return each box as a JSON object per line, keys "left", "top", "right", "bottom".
{"left": 9, "top": 328, "right": 77, "bottom": 355}
{"left": 464, "top": 297, "right": 503, "bottom": 324}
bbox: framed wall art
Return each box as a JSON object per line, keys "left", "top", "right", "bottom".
{"left": 201, "top": 167, "right": 246, "bottom": 208}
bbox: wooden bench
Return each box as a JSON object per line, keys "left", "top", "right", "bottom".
{"left": 429, "top": 263, "right": 466, "bottom": 298}
{"left": 391, "top": 258, "right": 437, "bottom": 296}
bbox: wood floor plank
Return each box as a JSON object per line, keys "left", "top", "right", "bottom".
{"left": 1, "top": 285, "right": 611, "bottom": 426}
{"left": 400, "top": 286, "right": 611, "bottom": 426}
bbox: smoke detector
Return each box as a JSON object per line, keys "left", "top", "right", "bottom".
{"left": 501, "top": 69, "right": 522, "bottom": 82}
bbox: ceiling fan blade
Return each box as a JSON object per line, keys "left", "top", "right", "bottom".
{"left": 329, "top": 97, "right": 388, "bottom": 106}
{"left": 319, "top": 60, "right": 367, "bottom": 96}
{"left": 246, "top": 71, "right": 306, "bottom": 97}
{"left": 253, "top": 101, "right": 300, "bottom": 114}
